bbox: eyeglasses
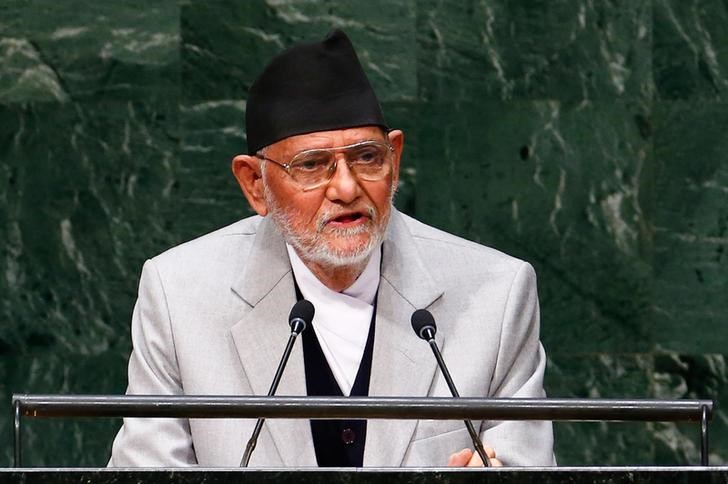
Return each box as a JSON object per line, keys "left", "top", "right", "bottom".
{"left": 256, "top": 140, "right": 395, "bottom": 190}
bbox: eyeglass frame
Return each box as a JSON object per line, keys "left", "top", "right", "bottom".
{"left": 255, "top": 139, "right": 396, "bottom": 190}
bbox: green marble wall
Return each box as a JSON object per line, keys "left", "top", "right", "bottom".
{"left": 1, "top": 0, "right": 726, "bottom": 467}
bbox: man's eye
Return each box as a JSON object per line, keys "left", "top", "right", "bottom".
{"left": 293, "top": 156, "right": 329, "bottom": 171}
{"left": 352, "top": 147, "right": 383, "bottom": 164}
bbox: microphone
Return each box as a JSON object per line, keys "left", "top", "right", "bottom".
{"left": 240, "top": 299, "right": 315, "bottom": 467}
{"left": 411, "top": 309, "right": 492, "bottom": 467}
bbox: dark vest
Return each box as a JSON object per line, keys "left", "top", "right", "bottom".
{"left": 298, "top": 286, "right": 377, "bottom": 467}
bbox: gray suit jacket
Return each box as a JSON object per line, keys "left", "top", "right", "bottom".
{"left": 109, "top": 209, "right": 555, "bottom": 467}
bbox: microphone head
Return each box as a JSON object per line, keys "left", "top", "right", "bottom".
{"left": 411, "top": 309, "right": 436, "bottom": 340}
{"left": 289, "top": 299, "right": 315, "bottom": 334}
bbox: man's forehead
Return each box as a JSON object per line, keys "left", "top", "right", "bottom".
{"left": 268, "top": 126, "right": 386, "bottom": 154}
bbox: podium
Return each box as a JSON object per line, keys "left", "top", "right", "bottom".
{"left": 2, "top": 467, "right": 728, "bottom": 483}
{"left": 11, "top": 394, "right": 719, "bottom": 476}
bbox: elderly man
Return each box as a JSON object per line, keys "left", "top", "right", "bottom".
{"left": 110, "top": 30, "right": 554, "bottom": 468}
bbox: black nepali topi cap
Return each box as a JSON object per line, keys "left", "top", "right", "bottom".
{"left": 245, "top": 29, "right": 388, "bottom": 155}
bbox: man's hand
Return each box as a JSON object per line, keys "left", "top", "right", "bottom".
{"left": 447, "top": 447, "right": 503, "bottom": 467}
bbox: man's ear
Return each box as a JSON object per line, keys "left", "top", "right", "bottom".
{"left": 231, "top": 154, "right": 268, "bottom": 216}
{"left": 387, "top": 129, "right": 404, "bottom": 191}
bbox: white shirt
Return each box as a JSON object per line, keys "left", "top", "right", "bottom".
{"left": 286, "top": 244, "right": 381, "bottom": 396}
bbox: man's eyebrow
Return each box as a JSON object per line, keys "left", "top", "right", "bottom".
{"left": 303, "top": 139, "right": 386, "bottom": 149}
{"left": 282, "top": 141, "right": 365, "bottom": 156}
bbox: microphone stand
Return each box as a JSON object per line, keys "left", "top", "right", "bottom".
{"left": 424, "top": 331, "right": 492, "bottom": 467}
{"left": 240, "top": 327, "right": 302, "bottom": 467}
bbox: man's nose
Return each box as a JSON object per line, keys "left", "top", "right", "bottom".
{"left": 325, "top": 156, "right": 360, "bottom": 203}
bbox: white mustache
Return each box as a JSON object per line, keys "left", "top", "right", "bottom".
{"left": 316, "top": 206, "right": 377, "bottom": 232}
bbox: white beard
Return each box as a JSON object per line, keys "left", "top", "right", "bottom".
{"left": 263, "top": 182, "right": 391, "bottom": 268}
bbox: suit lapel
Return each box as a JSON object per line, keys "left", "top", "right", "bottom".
{"left": 364, "top": 211, "right": 444, "bottom": 466}
{"left": 229, "top": 217, "right": 317, "bottom": 467}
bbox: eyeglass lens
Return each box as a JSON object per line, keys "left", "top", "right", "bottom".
{"left": 288, "top": 142, "right": 392, "bottom": 187}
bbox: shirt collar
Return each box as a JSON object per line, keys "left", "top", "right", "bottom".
{"left": 285, "top": 244, "right": 381, "bottom": 305}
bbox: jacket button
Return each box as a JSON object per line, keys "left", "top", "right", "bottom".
{"left": 341, "top": 428, "right": 356, "bottom": 445}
